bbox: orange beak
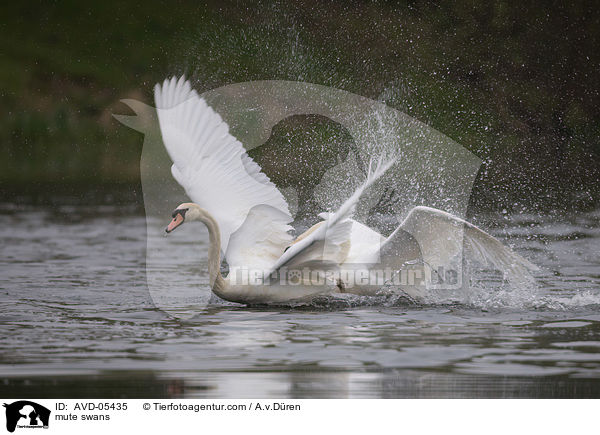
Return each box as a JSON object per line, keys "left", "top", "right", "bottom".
{"left": 165, "top": 214, "right": 184, "bottom": 233}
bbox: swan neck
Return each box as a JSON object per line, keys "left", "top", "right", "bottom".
{"left": 199, "top": 212, "right": 227, "bottom": 296}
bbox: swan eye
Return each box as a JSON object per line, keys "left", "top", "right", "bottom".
{"left": 171, "top": 208, "right": 188, "bottom": 219}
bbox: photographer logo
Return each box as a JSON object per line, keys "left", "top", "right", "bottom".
{"left": 3, "top": 401, "right": 50, "bottom": 433}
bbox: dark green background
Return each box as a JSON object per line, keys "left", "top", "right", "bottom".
{"left": 2, "top": 0, "right": 598, "bottom": 211}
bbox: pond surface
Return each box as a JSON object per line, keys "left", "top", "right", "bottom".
{"left": 1, "top": 198, "right": 599, "bottom": 398}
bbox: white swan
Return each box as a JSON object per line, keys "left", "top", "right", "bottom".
{"left": 156, "top": 76, "right": 538, "bottom": 305}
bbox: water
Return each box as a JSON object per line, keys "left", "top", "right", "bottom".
{"left": 1, "top": 198, "right": 599, "bottom": 398}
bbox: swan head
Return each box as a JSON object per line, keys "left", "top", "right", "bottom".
{"left": 165, "top": 202, "right": 203, "bottom": 233}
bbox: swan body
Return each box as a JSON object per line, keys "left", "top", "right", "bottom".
{"left": 155, "top": 76, "right": 538, "bottom": 305}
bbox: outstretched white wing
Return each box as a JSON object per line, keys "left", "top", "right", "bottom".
{"left": 268, "top": 157, "right": 397, "bottom": 274}
{"left": 154, "top": 76, "right": 293, "bottom": 269}
{"left": 394, "top": 206, "right": 538, "bottom": 284}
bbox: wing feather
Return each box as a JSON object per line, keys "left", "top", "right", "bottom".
{"left": 268, "top": 156, "right": 397, "bottom": 274}
{"left": 154, "top": 76, "right": 293, "bottom": 268}
{"left": 395, "top": 206, "right": 538, "bottom": 285}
